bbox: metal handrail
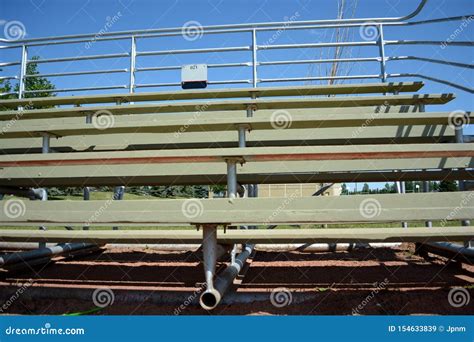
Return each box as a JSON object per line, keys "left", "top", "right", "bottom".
{"left": 0, "top": 0, "right": 427, "bottom": 44}
{"left": 0, "top": 0, "right": 473, "bottom": 98}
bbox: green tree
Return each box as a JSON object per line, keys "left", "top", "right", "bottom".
{"left": 361, "top": 183, "right": 370, "bottom": 193}
{"left": 341, "top": 183, "right": 348, "bottom": 195}
{"left": 439, "top": 180, "right": 458, "bottom": 192}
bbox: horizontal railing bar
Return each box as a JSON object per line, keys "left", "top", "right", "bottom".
{"left": 0, "top": 92, "right": 18, "bottom": 97}
{"left": 259, "top": 41, "right": 377, "bottom": 50}
{"left": 0, "top": 227, "right": 471, "bottom": 243}
{"left": 0, "top": 0, "right": 427, "bottom": 44}
{"left": 259, "top": 57, "right": 379, "bottom": 66}
{"left": 387, "top": 56, "right": 474, "bottom": 69}
{"left": 136, "top": 46, "right": 251, "bottom": 56}
{"left": 0, "top": 76, "right": 18, "bottom": 81}
{"left": 406, "top": 15, "right": 474, "bottom": 26}
{"left": 136, "top": 62, "right": 251, "bottom": 72}
{"left": 135, "top": 80, "right": 252, "bottom": 88}
{"left": 25, "top": 68, "right": 129, "bottom": 78}
{"left": 259, "top": 75, "right": 382, "bottom": 83}
{"left": 0, "top": 61, "right": 21, "bottom": 67}
{"left": 29, "top": 52, "right": 130, "bottom": 64}
{"left": 385, "top": 40, "right": 474, "bottom": 46}
{"left": 24, "top": 85, "right": 128, "bottom": 94}
{"left": 388, "top": 73, "right": 474, "bottom": 94}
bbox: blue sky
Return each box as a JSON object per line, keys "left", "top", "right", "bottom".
{"left": 0, "top": 0, "right": 473, "bottom": 191}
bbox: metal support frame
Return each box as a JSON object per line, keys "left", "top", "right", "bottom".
{"left": 377, "top": 24, "right": 386, "bottom": 82}
{"left": 129, "top": 36, "right": 136, "bottom": 93}
{"left": 455, "top": 123, "right": 472, "bottom": 247}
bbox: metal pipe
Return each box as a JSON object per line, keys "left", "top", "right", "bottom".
{"left": 255, "top": 243, "right": 402, "bottom": 252}
{"left": 129, "top": 36, "right": 136, "bottom": 93}
{"left": 423, "top": 242, "right": 474, "bottom": 264}
{"left": 388, "top": 73, "right": 473, "bottom": 93}
{"left": 226, "top": 160, "right": 238, "bottom": 199}
{"left": 0, "top": 187, "right": 46, "bottom": 200}
{"left": 0, "top": 243, "right": 97, "bottom": 267}
{"left": 18, "top": 45, "right": 27, "bottom": 99}
{"left": 200, "top": 243, "right": 254, "bottom": 310}
{"left": 137, "top": 46, "right": 250, "bottom": 57}
{"left": 24, "top": 85, "right": 128, "bottom": 94}
{"left": 387, "top": 56, "right": 474, "bottom": 69}
{"left": 201, "top": 224, "right": 218, "bottom": 301}
{"left": 377, "top": 24, "right": 387, "bottom": 82}
{"left": 25, "top": 68, "right": 128, "bottom": 78}
{"left": 0, "top": 0, "right": 427, "bottom": 44}
{"left": 251, "top": 29, "right": 258, "bottom": 87}
{"left": 28, "top": 52, "right": 130, "bottom": 64}
{"left": 136, "top": 62, "right": 250, "bottom": 72}
{"left": 259, "top": 57, "right": 379, "bottom": 66}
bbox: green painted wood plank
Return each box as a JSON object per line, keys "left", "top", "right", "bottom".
{"left": 0, "top": 82, "right": 424, "bottom": 109}
{"left": 0, "top": 112, "right": 466, "bottom": 139}
{"left": 0, "top": 94, "right": 453, "bottom": 121}
{"left": 0, "top": 192, "right": 472, "bottom": 226}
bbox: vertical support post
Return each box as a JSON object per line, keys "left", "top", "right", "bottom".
{"left": 18, "top": 45, "right": 28, "bottom": 99}
{"left": 454, "top": 123, "right": 471, "bottom": 248}
{"left": 82, "top": 187, "right": 91, "bottom": 230}
{"left": 251, "top": 29, "right": 258, "bottom": 88}
{"left": 202, "top": 224, "right": 218, "bottom": 292}
{"left": 129, "top": 36, "right": 136, "bottom": 94}
{"left": 226, "top": 160, "right": 238, "bottom": 199}
{"left": 417, "top": 103, "right": 432, "bottom": 228}
{"left": 112, "top": 186, "right": 125, "bottom": 230}
{"left": 376, "top": 24, "right": 386, "bottom": 83}
{"left": 39, "top": 133, "right": 50, "bottom": 247}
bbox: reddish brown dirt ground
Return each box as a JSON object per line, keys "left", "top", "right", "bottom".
{"left": 0, "top": 243, "right": 473, "bottom": 315}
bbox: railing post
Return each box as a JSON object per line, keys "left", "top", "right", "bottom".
{"left": 251, "top": 29, "right": 258, "bottom": 88}
{"left": 129, "top": 36, "right": 136, "bottom": 94}
{"left": 18, "top": 44, "right": 28, "bottom": 99}
{"left": 455, "top": 124, "right": 472, "bottom": 248}
{"left": 377, "top": 24, "right": 386, "bottom": 82}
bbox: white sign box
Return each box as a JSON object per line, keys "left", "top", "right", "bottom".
{"left": 181, "top": 64, "right": 208, "bottom": 89}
